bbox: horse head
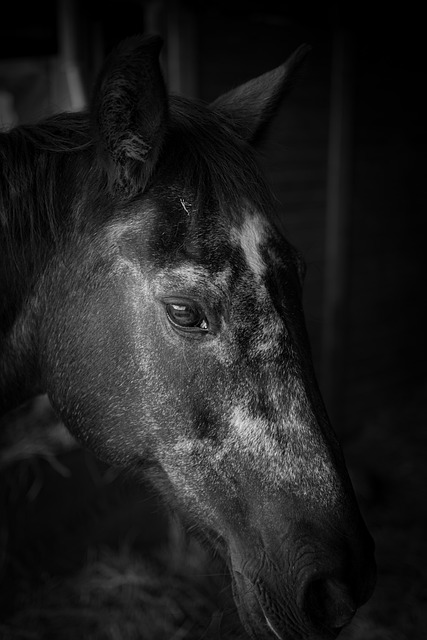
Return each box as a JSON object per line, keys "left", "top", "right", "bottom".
{"left": 41, "top": 36, "right": 375, "bottom": 639}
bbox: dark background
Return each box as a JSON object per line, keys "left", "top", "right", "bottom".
{"left": 0, "top": 1, "right": 426, "bottom": 638}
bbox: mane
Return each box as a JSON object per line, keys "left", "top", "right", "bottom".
{"left": 0, "top": 112, "right": 95, "bottom": 243}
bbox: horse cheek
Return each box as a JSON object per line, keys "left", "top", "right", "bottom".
{"left": 41, "top": 267, "right": 155, "bottom": 466}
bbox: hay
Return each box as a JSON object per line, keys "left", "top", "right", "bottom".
{"left": 0, "top": 535, "right": 244, "bottom": 640}
{"left": 0, "top": 395, "right": 76, "bottom": 473}
{"left": 0, "top": 397, "right": 244, "bottom": 640}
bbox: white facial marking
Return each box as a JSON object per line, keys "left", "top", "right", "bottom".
{"left": 230, "top": 211, "right": 286, "bottom": 357}
{"left": 228, "top": 400, "right": 338, "bottom": 503}
{"left": 232, "top": 215, "right": 285, "bottom": 357}
{"left": 231, "top": 212, "right": 268, "bottom": 280}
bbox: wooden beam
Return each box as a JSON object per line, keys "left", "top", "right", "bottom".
{"left": 165, "top": 0, "right": 198, "bottom": 98}
{"left": 143, "top": 0, "right": 198, "bottom": 98}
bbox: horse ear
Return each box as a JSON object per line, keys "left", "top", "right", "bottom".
{"left": 92, "top": 35, "right": 168, "bottom": 197}
{"left": 211, "top": 44, "right": 311, "bottom": 144}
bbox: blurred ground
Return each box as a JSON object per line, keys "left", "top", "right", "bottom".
{"left": 0, "top": 382, "right": 426, "bottom": 639}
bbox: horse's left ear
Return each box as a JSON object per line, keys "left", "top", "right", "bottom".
{"left": 211, "top": 44, "right": 311, "bottom": 145}
{"left": 92, "top": 35, "right": 167, "bottom": 197}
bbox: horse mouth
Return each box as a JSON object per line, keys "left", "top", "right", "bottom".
{"left": 231, "top": 570, "right": 292, "bottom": 640}
{"left": 231, "top": 569, "right": 343, "bottom": 640}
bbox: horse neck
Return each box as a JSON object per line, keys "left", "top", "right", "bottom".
{"left": 0, "top": 126, "right": 89, "bottom": 414}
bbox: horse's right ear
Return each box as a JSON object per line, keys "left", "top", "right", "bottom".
{"left": 211, "top": 44, "right": 311, "bottom": 145}
{"left": 92, "top": 35, "right": 168, "bottom": 197}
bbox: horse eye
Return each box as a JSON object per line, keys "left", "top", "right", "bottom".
{"left": 166, "top": 302, "right": 209, "bottom": 332}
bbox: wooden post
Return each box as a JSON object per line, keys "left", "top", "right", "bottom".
{"left": 321, "top": 29, "right": 354, "bottom": 429}
{"left": 165, "top": 0, "right": 198, "bottom": 97}
{"left": 143, "top": 0, "right": 198, "bottom": 98}
{"left": 57, "top": 0, "right": 86, "bottom": 110}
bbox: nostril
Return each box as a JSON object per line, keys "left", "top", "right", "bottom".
{"left": 303, "top": 576, "right": 357, "bottom": 631}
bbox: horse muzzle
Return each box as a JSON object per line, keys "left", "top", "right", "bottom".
{"left": 228, "top": 521, "right": 376, "bottom": 640}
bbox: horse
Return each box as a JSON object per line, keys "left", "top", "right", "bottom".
{"left": 0, "top": 35, "right": 375, "bottom": 639}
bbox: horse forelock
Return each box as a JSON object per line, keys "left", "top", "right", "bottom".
{"left": 156, "top": 95, "right": 275, "bottom": 222}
